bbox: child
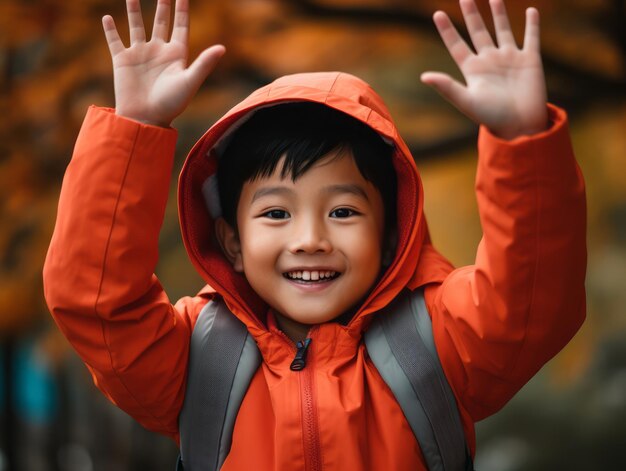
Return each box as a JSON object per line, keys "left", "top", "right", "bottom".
{"left": 43, "top": 0, "right": 586, "bottom": 469}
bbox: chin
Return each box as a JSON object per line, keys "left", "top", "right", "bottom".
{"left": 290, "top": 312, "right": 342, "bottom": 325}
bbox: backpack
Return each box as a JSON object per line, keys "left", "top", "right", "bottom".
{"left": 177, "top": 289, "right": 473, "bottom": 471}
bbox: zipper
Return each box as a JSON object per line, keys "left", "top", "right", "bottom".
{"left": 290, "top": 338, "right": 312, "bottom": 371}
{"left": 272, "top": 321, "right": 322, "bottom": 470}
{"left": 298, "top": 336, "right": 322, "bottom": 471}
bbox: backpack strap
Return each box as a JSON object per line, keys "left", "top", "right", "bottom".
{"left": 364, "top": 289, "right": 473, "bottom": 471}
{"left": 179, "top": 300, "right": 262, "bottom": 471}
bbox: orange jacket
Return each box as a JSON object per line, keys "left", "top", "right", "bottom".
{"left": 44, "top": 72, "right": 586, "bottom": 470}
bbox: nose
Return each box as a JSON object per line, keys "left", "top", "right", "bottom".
{"left": 288, "top": 217, "right": 332, "bottom": 254}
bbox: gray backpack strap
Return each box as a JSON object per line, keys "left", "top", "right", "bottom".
{"left": 179, "top": 300, "right": 262, "bottom": 471}
{"left": 364, "top": 290, "right": 471, "bottom": 471}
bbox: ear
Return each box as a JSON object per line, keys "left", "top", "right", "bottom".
{"left": 215, "top": 217, "right": 244, "bottom": 273}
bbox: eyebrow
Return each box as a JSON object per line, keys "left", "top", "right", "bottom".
{"left": 251, "top": 186, "right": 294, "bottom": 203}
{"left": 251, "top": 184, "right": 369, "bottom": 203}
{"left": 321, "top": 184, "right": 369, "bottom": 201}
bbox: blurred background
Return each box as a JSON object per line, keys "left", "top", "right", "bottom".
{"left": 1, "top": 0, "right": 625, "bottom": 469}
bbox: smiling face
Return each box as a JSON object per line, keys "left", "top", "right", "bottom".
{"left": 217, "top": 149, "right": 386, "bottom": 337}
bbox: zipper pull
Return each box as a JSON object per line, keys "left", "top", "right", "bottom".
{"left": 290, "top": 338, "right": 312, "bottom": 371}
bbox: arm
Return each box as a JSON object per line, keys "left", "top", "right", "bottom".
{"left": 421, "top": 0, "right": 586, "bottom": 419}
{"left": 43, "top": 0, "right": 224, "bottom": 439}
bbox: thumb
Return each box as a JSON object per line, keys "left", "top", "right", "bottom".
{"left": 185, "top": 45, "right": 226, "bottom": 91}
{"left": 420, "top": 72, "right": 473, "bottom": 118}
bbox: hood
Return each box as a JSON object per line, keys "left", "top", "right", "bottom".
{"left": 178, "top": 72, "right": 453, "bottom": 338}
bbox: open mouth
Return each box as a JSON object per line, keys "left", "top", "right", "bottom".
{"left": 283, "top": 270, "right": 341, "bottom": 283}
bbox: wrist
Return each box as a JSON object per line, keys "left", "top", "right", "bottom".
{"left": 488, "top": 107, "right": 549, "bottom": 141}
{"left": 114, "top": 109, "right": 172, "bottom": 128}
{"left": 491, "top": 123, "right": 549, "bottom": 141}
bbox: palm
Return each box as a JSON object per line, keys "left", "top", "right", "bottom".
{"left": 103, "top": 0, "right": 225, "bottom": 127}
{"left": 421, "top": 0, "right": 547, "bottom": 140}
{"left": 111, "top": 41, "right": 193, "bottom": 125}
{"left": 461, "top": 46, "right": 546, "bottom": 134}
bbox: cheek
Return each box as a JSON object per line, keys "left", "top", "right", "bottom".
{"left": 240, "top": 225, "right": 281, "bottom": 268}
{"left": 338, "top": 224, "right": 383, "bottom": 268}
{"left": 356, "top": 245, "right": 383, "bottom": 275}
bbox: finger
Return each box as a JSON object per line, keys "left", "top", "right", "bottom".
{"left": 102, "top": 15, "right": 126, "bottom": 56}
{"left": 185, "top": 45, "right": 226, "bottom": 91}
{"left": 420, "top": 71, "right": 473, "bottom": 116}
{"left": 152, "top": 0, "right": 172, "bottom": 41}
{"left": 171, "top": 0, "right": 190, "bottom": 44}
{"left": 489, "top": 0, "right": 516, "bottom": 47}
{"left": 432, "top": 11, "right": 474, "bottom": 67}
{"left": 459, "top": 0, "right": 495, "bottom": 52}
{"left": 126, "top": 0, "right": 146, "bottom": 44}
{"left": 523, "top": 7, "right": 540, "bottom": 52}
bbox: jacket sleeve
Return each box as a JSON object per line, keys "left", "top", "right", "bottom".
{"left": 43, "top": 106, "right": 205, "bottom": 441}
{"left": 425, "top": 104, "right": 586, "bottom": 421}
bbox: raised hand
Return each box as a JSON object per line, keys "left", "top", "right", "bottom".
{"left": 102, "top": 0, "right": 225, "bottom": 127}
{"left": 421, "top": 0, "right": 548, "bottom": 140}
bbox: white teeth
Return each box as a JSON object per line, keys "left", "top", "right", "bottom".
{"left": 285, "top": 270, "right": 338, "bottom": 281}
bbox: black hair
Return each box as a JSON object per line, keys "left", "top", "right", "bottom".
{"left": 217, "top": 102, "right": 397, "bottom": 236}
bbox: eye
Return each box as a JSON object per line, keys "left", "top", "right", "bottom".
{"left": 263, "top": 209, "right": 290, "bottom": 219}
{"left": 330, "top": 208, "right": 357, "bottom": 218}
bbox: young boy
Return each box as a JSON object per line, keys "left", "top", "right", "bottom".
{"left": 43, "top": 0, "right": 587, "bottom": 469}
